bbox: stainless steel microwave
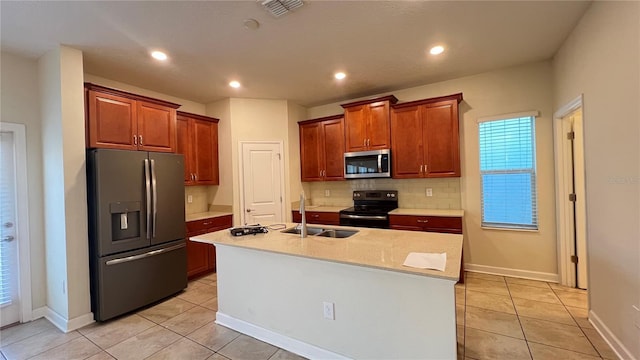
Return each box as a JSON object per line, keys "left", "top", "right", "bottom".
{"left": 344, "top": 149, "right": 391, "bottom": 179}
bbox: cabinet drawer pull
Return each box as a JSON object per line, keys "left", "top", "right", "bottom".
{"left": 416, "top": 219, "right": 429, "bottom": 223}
{"left": 203, "top": 221, "right": 212, "bottom": 226}
{"left": 312, "top": 214, "right": 320, "bottom": 218}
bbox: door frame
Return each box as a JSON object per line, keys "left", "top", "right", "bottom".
{"left": 238, "top": 141, "right": 286, "bottom": 225}
{"left": 553, "top": 94, "right": 587, "bottom": 288}
{"left": 0, "top": 122, "right": 33, "bottom": 323}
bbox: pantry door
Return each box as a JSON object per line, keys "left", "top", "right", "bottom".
{"left": 0, "top": 123, "right": 32, "bottom": 326}
{"left": 240, "top": 142, "right": 285, "bottom": 225}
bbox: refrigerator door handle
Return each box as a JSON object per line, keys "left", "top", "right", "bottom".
{"left": 144, "top": 159, "right": 151, "bottom": 240}
{"left": 105, "top": 243, "right": 186, "bottom": 266}
{"left": 151, "top": 159, "right": 158, "bottom": 238}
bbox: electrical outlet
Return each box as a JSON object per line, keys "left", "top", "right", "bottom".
{"left": 187, "top": 195, "right": 193, "bottom": 203}
{"left": 325, "top": 190, "right": 331, "bottom": 197}
{"left": 426, "top": 188, "right": 433, "bottom": 197}
{"left": 323, "top": 301, "right": 335, "bottom": 320}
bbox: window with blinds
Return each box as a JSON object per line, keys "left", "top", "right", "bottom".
{"left": 479, "top": 113, "right": 538, "bottom": 230}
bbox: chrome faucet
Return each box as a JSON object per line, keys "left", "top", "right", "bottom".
{"left": 299, "top": 191, "right": 307, "bottom": 238}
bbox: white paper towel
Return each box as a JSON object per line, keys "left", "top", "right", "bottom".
{"left": 403, "top": 252, "right": 447, "bottom": 271}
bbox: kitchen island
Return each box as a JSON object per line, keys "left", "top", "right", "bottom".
{"left": 192, "top": 223, "right": 462, "bottom": 359}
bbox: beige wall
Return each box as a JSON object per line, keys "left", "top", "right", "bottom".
{"left": 0, "top": 52, "right": 47, "bottom": 310}
{"left": 39, "top": 46, "right": 92, "bottom": 323}
{"left": 553, "top": 2, "right": 639, "bottom": 358}
{"left": 227, "top": 98, "right": 290, "bottom": 225}
{"left": 287, "top": 101, "right": 307, "bottom": 217}
{"left": 308, "top": 61, "right": 558, "bottom": 278}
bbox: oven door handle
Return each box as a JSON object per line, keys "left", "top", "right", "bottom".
{"left": 340, "top": 214, "right": 388, "bottom": 221}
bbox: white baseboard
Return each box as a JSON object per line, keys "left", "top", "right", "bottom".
{"left": 589, "top": 310, "right": 636, "bottom": 360}
{"left": 216, "top": 312, "right": 351, "bottom": 360}
{"left": 465, "top": 263, "right": 559, "bottom": 283}
{"left": 30, "top": 306, "right": 94, "bottom": 333}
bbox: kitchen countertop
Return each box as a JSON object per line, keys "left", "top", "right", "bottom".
{"left": 192, "top": 222, "right": 462, "bottom": 281}
{"left": 186, "top": 211, "right": 233, "bottom": 222}
{"left": 389, "top": 208, "right": 464, "bottom": 217}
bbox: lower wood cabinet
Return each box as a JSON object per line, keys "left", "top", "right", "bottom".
{"left": 389, "top": 214, "right": 464, "bottom": 283}
{"left": 186, "top": 215, "right": 232, "bottom": 279}
{"left": 389, "top": 215, "right": 462, "bottom": 234}
{"left": 291, "top": 211, "right": 340, "bottom": 225}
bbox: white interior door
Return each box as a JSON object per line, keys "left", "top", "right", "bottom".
{"left": 0, "top": 131, "right": 20, "bottom": 326}
{"left": 240, "top": 142, "right": 284, "bottom": 225}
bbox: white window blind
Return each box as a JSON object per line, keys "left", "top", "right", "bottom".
{"left": 479, "top": 114, "right": 538, "bottom": 230}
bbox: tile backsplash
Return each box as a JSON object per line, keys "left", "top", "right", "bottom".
{"left": 304, "top": 178, "right": 461, "bottom": 209}
{"left": 185, "top": 185, "right": 213, "bottom": 214}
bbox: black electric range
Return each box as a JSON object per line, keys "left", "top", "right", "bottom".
{"left": 339, "top": 190, "right": 398, "bottom": 228}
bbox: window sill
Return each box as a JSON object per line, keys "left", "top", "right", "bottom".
{"left": 481, "top": 226, "right": 539, "bottom": 233}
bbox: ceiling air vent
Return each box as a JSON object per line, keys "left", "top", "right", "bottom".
{"left": 261, "top": 0, "right": 304, "bottom": 17}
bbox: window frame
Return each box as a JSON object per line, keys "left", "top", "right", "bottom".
{"left": 477, "top": 111, "right": 539, "bottom": 231}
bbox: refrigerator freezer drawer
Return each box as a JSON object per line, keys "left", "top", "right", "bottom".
{"left": 92, "top": 239, "right": 187, "bottom": 321}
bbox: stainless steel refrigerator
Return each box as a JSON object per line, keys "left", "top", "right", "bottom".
{"left": 87, "top": 149, "right": 187, "bottom": 321}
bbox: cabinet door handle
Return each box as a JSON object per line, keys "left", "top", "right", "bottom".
{"left": 424, "top": 164, "right": 427, "bottom": 174}
{"left": 367, "top": 139, "right": 370, "bottom": 147}
{"left": 194, "top": 173, "right": 198, "bottom": 181}
{"left": 419, "top": 165, "right": 423, "bottom": 173}
{"left": 133, "top": 135, "right": 137, "bottom": 145}
{"left": 139, "top": 135, "right": 143, "bottom": 145}
{"left": 363, "top": 138, "right": 367, "bottom": 147}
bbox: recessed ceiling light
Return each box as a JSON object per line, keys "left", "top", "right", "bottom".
{"left": 430, "top": 46, "right": 445, "bottom": 55}
{"left": 151, "top": 50, "right": 168, "bottom": 61}
{"left": 334, "top": 72, "right": 346, "bottom": 80}
{"left": 243, "top": 18, "right": 260, "bottom": 30}
{"left": 229, "top": 81, "right": 241, "bottom": 88}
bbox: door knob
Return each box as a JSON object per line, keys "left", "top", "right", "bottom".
{"left": 3, "top": 222, "right": 13, "bottom": 228}
{"left": 246, "top": 209, "right": 255, "bottom": 213}
{"left": 1, "top": 235, "right": 15, "bottom": 242}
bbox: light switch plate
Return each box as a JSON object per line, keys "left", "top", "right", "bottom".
{"left": 325, "top": 190, "right": 331, "bottom": 197}
{"left": 187, "top": 195, "right": 193, "bottom": 203}
{"left": 426, "top": 188, "right": 433, "bottom": 197}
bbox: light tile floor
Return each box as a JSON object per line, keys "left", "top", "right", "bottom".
{"left": 458, "top": 272, "right": 617, "bottom": 360}
{"left": 0, "top": 272, "right": 617, "bottom": 360}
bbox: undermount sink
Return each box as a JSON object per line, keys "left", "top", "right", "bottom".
{"left": 315, "top": 229, "right": 358, "bottom": 238}
{"left": 281, "top": 226, "right": 325, "bottom": 236}
{"left": 281, "top": 226, "right": 358, "bottom": 239}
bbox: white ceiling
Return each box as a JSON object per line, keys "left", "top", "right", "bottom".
{"left": 1, "top": 1, "right": 590, "bottom": 107}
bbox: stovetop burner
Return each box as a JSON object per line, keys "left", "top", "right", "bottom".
{"left": 339, "top": 190, "right": 398, "bottom": 228}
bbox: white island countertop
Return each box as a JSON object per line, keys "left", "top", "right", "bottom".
{"left": 192, "top": 223, "right": 462, "bottom": 281}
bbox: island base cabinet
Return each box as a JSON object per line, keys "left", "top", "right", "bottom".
{"left": 186, "top": 215, "right": 232, "bottom": 279}
{"left": 214, "top": 244, "right": 458, "bottom": 360}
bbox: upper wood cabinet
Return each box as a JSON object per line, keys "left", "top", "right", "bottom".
{"left": 299, "top": 115, "right": 345, "bottom": 182}
{"left": 341, "top": 95, "right": 398, "bottom": 152}
{"left": 176, "top": 111, "right": 220, "bottom": 186}
{"left": 391, "top": 93, "right": 463, "bottom": 178}
{"left": 85, "top": 83, "right": 180, "bottom": 152}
